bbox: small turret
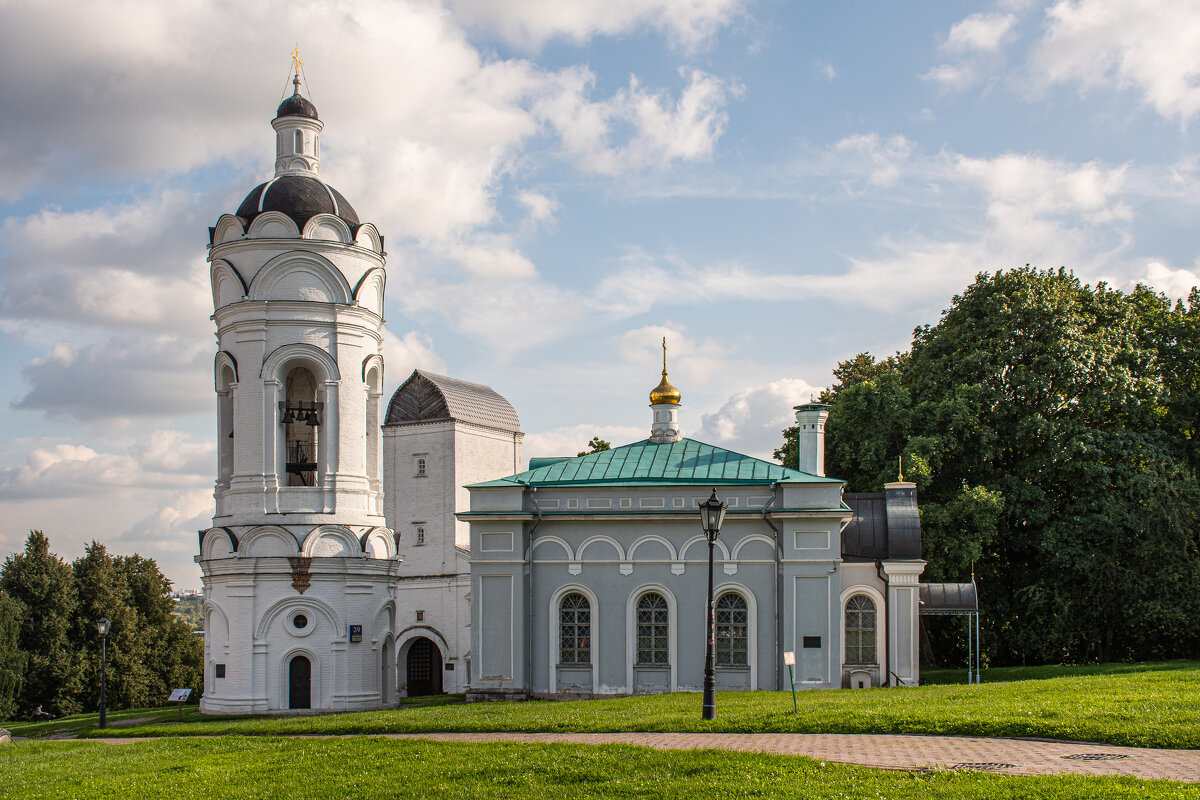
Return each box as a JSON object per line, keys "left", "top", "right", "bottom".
{"left": 648, "top": 338, "right": 682, "bottom": 443}
{"left": 271, "top": 47, "right": 323, "bottom": 177}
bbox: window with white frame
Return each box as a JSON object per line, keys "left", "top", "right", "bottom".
{"left": 415, "top": 457, "right": 427, "bottom": 477}
{"left": 844, "top": 594, "right": 877, "bottom": 664}
{"left": 559, "top": 593, "right": 591, "bottom": 664}
{"left": 636, "top": 592, "right": 669, "bottom": 665}
{"left": 415, "top": 526, "right": 425, "bottom": 545}
{"left": 715, "top": 592, "right": 748, "bottom": 666}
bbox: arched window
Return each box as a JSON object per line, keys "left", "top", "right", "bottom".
{"left": 715, "top": 593, "right": 748, "bottom": 666}
{"left": 636, "top": 593, "right": 669, "bottom": 665}
{"left": 217, "top": 364, "right": 235, "bottom": 489}
{"left": 415, "top": 526, "right": 425, "bottom": 545}
{"left": 295, "top": 130, "right": 303, "bottom": 154}
{"left": 315, "top": 135, "right": 319, "bottom": 157}
{"left": 416, "top": 458, "right": 426, "bottom": 476}
{"left": 365, "top": 366, "right": 382, "bottom": 496}
{"left": 282, "top": 366, "right": 319, "bottom": 487}
{"left": 559, "top": 593, "right": 591, "bottom": 664}
{"left": 845, "top": 595, "right": 877, "bottom": 664}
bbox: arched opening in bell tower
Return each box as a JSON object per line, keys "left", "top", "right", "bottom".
{"left": 282, "top": 366, "right": 320, "bottom": 487}
{"left": 217, "top": 364, "right": 236, "bottom": 488}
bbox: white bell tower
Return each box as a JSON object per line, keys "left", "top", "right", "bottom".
{"left": 198, "top": 57, "right": 400, "bottom": 714}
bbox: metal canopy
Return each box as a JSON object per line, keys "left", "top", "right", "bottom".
{"left": 919, "top": 581, "right": 982, "bottom": 684}
{"left": 919, "top": 582, "right": 978, "bottom": 615}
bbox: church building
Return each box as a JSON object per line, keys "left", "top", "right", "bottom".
{"left": 464, "top": 350, "right": 925, "bottom": 699}
{"left": 195, "top": 68, "right": 929, "bottom": 714}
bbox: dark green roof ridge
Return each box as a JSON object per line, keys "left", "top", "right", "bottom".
{"left": 469, "top": 438, "right": 841, "bottom": 488}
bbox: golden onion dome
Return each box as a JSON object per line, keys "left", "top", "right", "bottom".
{"left": 649, "top": 337, "right": 681, "bottom": 405}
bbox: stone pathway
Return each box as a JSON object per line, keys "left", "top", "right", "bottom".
{"left": 85, "top": 731, "right": 1200, "bottom": 782}
{"left": 377, "top": 732, "right": 1200, "bottom": 782}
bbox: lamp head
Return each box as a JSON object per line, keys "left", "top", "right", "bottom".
{"left": 96, "top": 618, "right": 110, "bottom": 636}
{"left": 698, "top": 488, "right": 727, "bottom": 538}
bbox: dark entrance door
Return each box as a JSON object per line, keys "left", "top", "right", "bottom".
{"left": 406, "top": 637, "right": 442, "bottom": 696}
{"left": 289, "top": 655, "right": 311, "bottom": 709}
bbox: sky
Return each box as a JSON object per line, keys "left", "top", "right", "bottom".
{"left": 2, "top": 0, "right": 1199, "bottom": 588}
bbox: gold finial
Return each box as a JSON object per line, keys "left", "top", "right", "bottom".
{"left": 898, "top": 455, "right": 904, "bottom": 482}
{"left": 649, "top": 337, "right": 681, "bottom": 405}
{"left": 291, "top": 44, "right": 303, "bottom": 93}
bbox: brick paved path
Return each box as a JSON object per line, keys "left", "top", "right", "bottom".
{"left": 379, "top": 732, "right": 1200, "bottom": 782}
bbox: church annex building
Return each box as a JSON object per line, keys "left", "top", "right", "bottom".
{"left": 196, "top": 71, "right": 949, "bottom": 713}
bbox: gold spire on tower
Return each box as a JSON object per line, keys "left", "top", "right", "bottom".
{"left": 649, "top": 337, "right": 681, "bottom": 405}
{"left": 290, "top": 44, "right": 304, "bottom": 94}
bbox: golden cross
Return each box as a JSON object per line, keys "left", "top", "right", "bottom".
{"left": 661, "top": 337, "right": 667, "bottom": 372}
{"left": 291, "top": 44, "right": 303, "bottom": 79}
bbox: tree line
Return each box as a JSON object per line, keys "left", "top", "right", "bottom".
{"left": 778, "top": 267, "right": 1200, "bottom": 666}
{"left": 0, "top": 531, "right": 203, "bottom": 719}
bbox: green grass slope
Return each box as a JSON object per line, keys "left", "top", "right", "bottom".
{"left": 41, "top": 661, "right": 1197, "bottom": 749}
{"left": 3, "top": 737, "right": 1197, "bottom": 800}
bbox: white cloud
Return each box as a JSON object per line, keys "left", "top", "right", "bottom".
{"left": 944, "top": 12, "right": 1018, "bottom": 53}
{"left": 381, "top": 329, "right": 447, "bottom": 396}
{"left": 1132, "top": 260, "right": 1200, "bottom": 299}
{"left": 446, "top": 0, "right": 748, "bottom": 50}
{"left": 517, "top": 189, "right": 559, "bottom": 225}
{"left": 0, "top": 432, "right": 212, "bottom": 500}
{"left": 522, "top": 423, "right": 648, "bottom": 462}
{"left": 615, "top": 323, "right": 734, "bottom": 387}
{"left": 1031, "top": 0, "right": 1200, "bottom": 121}
{"left": 819, "top": 62, "right": 837, "bottom": 81}
{"left": 924, "top": 10, "right": 1020, "bottom": 92}
{"left": 694, "top": 377, "right": 823, "bottom": 459}
{"left": 535, "top": 67, "right": 734, "bottom": 176}
{"left": 834, "top": 133, "right": 915, "bottom": 188}
{"left": 13, "top": 336, "right": 212, "bottom": 423}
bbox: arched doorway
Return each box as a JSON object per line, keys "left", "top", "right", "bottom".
{"left": 289, "top": 654, "right": 311, "bottom": 709}
{"left": 381, "top": 636, "right": 395, "bottom": 704}
{"left": 406, "top": 637, "right": 442, "bottom": 696}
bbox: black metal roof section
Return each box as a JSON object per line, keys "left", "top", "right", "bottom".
{"left": 919, "top": 582, "right": 978, "bottom": 615}
{"left": 884, "top": 482, "right": 922, "bottom": 559}
{"left": 235, "top": 175, "right": 359, "bottom": 229}
{"left": 384, "top": 370, "right": 521, "bottom": 433}
{"left": 276, "top": 92, "right": 318, "bottom": 120}
{"left": 841, "top": 493, "right": 889, "bottom": 560}
{"left": 841, "top": 484, "right": 922, "bottom": 560}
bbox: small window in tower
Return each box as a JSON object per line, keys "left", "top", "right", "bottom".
{"left": 215, "top": 664, "right": 226, "bottom": 679}
{"left": 416, "top": 457, "right": 426, "bottom": 477}
{"left": 416, "top": 526, "right": 425, "bottom": 545}
{"left": 315, "top": 135, "right": 319, "bottom": 157}
{"left": 295, "top": 130, "right": 303, "bottom": 154}
{"left": 416, "top": 610, "right": 424, "bottom": 621}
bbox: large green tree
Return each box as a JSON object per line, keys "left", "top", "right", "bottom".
{"left": 0, "top": 531, "right": 84, "bottom": 715}
{"left": 782, "top": 268, "right": 1200, "bottom": 665}
{"left": 0, "top": 592, "right": 27, "bottom": 718}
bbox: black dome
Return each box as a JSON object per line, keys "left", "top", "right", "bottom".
{"left": 236, "top": 175, "right": 360, "bottom": 229}
{"left": 275, "top": 93, "right": 318, "bottom": 120}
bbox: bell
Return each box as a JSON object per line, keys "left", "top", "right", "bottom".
{"left": 281, "top": 409, "right": 297, "bottom": 424}
{"left": 305, "top": 411, "right": 320, "bottom": 427}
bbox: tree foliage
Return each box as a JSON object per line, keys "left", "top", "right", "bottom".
{"left": 0, "top": 531, "right": 202, "bottom": 717}
{"left": 578, "top": 437, "right": 612, "bottom": 456}
{"left": 782, "top": 268, "right": 1200, "bottom": 665}
{"left": 0, "top": 592, "right": 27, "bottom": 719}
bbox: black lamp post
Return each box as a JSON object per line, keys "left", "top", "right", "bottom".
{"left": 698, "top": 488, "right": 727, "bottom": 720}
{"left": 96, "top": 618, "right": 110, "bottom": 729}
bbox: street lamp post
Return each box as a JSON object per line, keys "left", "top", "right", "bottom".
{"left": 96, "top": 618, "right": 110, "bottom": 729}
{"left": 698, "top": 488, "right": 727, "bottom": 721}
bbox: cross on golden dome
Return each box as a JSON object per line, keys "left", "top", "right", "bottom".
{"left": 649, "top": 337, "right": 681, "bottom": 405}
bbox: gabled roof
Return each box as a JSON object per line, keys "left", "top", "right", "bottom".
{"left": 470, "top": 437, "right": 840, "bottom": 488}
{"left": 384, "top": 370, "right": 520, "bottom": 433}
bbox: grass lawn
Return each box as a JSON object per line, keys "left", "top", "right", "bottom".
{"left": 3, "top": 736, "right": 1198, "bottom": 800}
{"left": 7, "top": 660, "right": 1182, "bottom": 749}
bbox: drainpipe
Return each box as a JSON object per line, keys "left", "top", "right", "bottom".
{"left": 761, "top": 485, "right": 782, "bottom": 691}
{"left": 526, "top": 486, "right": 541, "bottom": 699}
{"left": 876, "top": 560, "right": 890, "bottom": 687}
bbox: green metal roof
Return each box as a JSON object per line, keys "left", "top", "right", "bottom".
{"left": 469, "top": 438, "right": 842, "bottom": 488}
